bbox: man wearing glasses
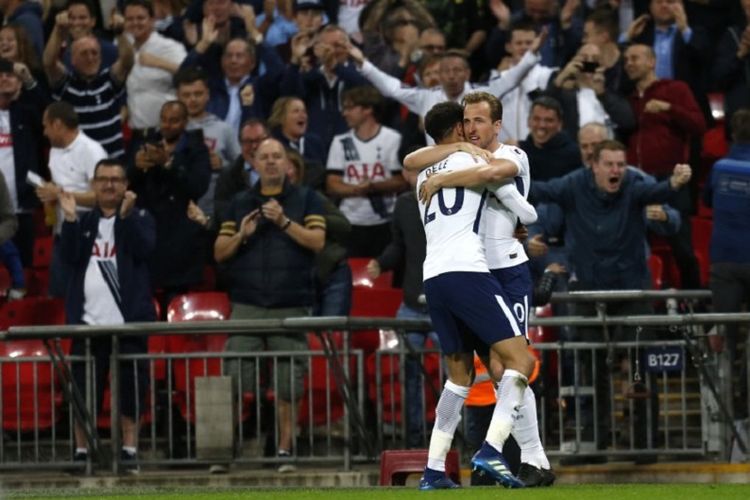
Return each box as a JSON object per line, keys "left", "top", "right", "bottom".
{"left": 214, "top": 118, "right": 269, "bottom": 226}
{"left": 59, "top": 158, "right": 157, "bottom": 473}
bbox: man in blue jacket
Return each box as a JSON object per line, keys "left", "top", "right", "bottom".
{"left": 59, "top": 158, "right": 156, "bottom": 473}
{"left": 531, "top": 139, "right": 691, "bottom": 460}
{"left": 703, "top": 108, "right": 750, "bottom": 424}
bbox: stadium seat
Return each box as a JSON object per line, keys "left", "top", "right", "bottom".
{"left": 350, "top": 288, "right": 403, "bottom": 354}
{"left": 648, "top": 254, "right": 664, "bottom": 290}
{"left": 650, "top": 236, "right": 681, "bottom": 288}
{"left": 349, "top": 258, "right": 394, "bottom": 288}
{"left": 31, "top": 236, "right": 53, "bottom": 269}
{"left": 691, "top": 217, "right": 712, "bottom": 286}
{"left": 0, "top": 298, "right": 66, "bottom": 432}
{"left": 379, "top": 449, "right": 460, "bottom": 486}
{"left": 0, "top": 267, "right": 11, "bottom": 298}
{"left": 365, "top": 340, "right": 441, "bottom": 428}
{"left": 298, "top": 332, "right": 345, "bottom": 428}
{"left": 166, "top": 292, "right": 239, "bottom": 422}
{"left": 31, "top": 206, "right": 51, "bottom": 239}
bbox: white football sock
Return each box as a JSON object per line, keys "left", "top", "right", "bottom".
{"left": 426, "top": 380, "right": 469, "bottom": 471}
{"left": 511, "top": 386, "right": 550, "bottom": 469}
{"left": 486, "top": 369, "right": 527, "bottom": 453}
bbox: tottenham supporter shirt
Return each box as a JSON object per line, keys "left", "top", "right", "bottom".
{"left": 83, "top": 216, "right": 124, "bottom": 326}
{"left": 0, "top": 110, "right": 17, "bottom": 211}
{"left": 326, "top": 126, "right": 402, "bottom": 226}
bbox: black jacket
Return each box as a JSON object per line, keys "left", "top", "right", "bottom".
{"left": 520, "top": 132, "right": 582, "bottom": 183}
{"left": 128, "top": 130, "right": 211, "bottom": 288}
{"left": 215, "top": 155, "right": 253, "bottom": 227}
{"left": 712, "top": 22, "right": 750, "bottom": 138}
{"left": 60, "top": 207, "right": 157, "bottom": 325}
{"left": 376, "top": 191, "right": 426, "bottom": 311}
{"left": 222, "top": 180, "right": 324, "bottom": 308}
{"left": 7, "top": 84, "right": 48, "bottom": 212}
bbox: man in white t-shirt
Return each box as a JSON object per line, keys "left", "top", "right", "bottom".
{"left": 38, "top": 101, "right": 106, "bottom": 298}
{"left": 326, "top": 86, "right": 407, "bottom": 257}
{"left": 348, "top": 34, "right": 545, "bottom": 145}
{"left": 59, "top": 157, "right": 156, "bottom": 474}
{"left": 491, "top": 22, "right": 556, "bottom": 143}
{"left": 124, "top": 0, "right": 187, "bottom": 134}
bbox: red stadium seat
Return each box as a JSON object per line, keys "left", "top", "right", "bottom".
{"left": 32, "top": 236, "right": 53, "bottom": 269}
{"left": 166, "top": 292, "right": 237, "bottom": 422}
{"left": 32, "top": 206, "right": 51, "bottom": 239}
{"left": 380, "top": 449, "right": 460, "bottom": 486}
{"left": 691, "top": 217, "right": 712, "bottom": 286}
{"left": 298, "top": 332, "right": 345, "bottom": 428}
{"left": 0, "top": 298, "right": 66, "bottom": 431}
{"left": 648, "top": 254, "right": 664, "bottom": 290}
{"left": 0, "top": 267, "right": 11, "bottom": 299}
{"left": 349, "top": 258, "right": 394, "bottom": 288}
{"left": 350, "top": 287, "right": 403, "bottom": 354}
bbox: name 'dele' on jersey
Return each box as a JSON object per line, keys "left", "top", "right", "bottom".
{"left": 421, "top": 165, "right": 466, "bottom": 225}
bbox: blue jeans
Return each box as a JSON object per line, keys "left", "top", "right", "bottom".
{"left": 397, "top": 302, "right": 440, "bottom": 447}
{"left": 315, "top": 262, "right": 352, "bottom": 317}
{"left": 0, "top": 240, "right": 25, "bottom": 288}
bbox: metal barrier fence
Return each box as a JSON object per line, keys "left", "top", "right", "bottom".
{"left": 0, "top": 291, "right": 748, "bottom": 473}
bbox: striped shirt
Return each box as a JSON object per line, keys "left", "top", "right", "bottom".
{"left": 52, "top": 68, "right": 125, "bottom": 158}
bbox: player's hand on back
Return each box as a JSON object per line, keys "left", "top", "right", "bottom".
{"left": 419, "top": 174, "right": 443, "bottom": 205}
{"left": 456, "top": 142, "right": 492, "bottom": 164}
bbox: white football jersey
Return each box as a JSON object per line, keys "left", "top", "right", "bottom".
{"left": 481, "top": 144, "right": 532, "bottom": 270}
{"left": 326, "top": 126, "right": 402, "bottom": 226}
{"left": 418, "top": 152, "right": 490, "bottom": 280}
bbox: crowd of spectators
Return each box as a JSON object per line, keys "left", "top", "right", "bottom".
{"left": 1, "top": 0, "right": 749, "bottom": 468}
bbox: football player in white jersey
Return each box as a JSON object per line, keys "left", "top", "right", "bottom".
{"left": 406, "top": 91, "right": 553, "bottom": 487}
{"left": 416, "top": 102, "right": 538, "bottom": 490}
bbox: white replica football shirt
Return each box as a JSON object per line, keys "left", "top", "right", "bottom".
{"left": 326, "top": 125, "right": 402, "bottom": 226}
{"left": 83, "top": 216, "right": 124, "bottom": 326}
{"left": 481, "top": 144, "right": 535, "bottom": 270}
{"left": 418, "top": 152, "right": 490, "bottom": 280}
{"left": 0, "top": 109, "right": 17, "bottom": 211}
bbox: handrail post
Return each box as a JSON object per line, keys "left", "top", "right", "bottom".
{"left": 110, "top": 332, "right": 120, "bottom": 475}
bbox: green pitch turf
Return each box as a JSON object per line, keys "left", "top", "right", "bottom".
{"left": 8, "top": 484, "right": 750, "bottom": 500}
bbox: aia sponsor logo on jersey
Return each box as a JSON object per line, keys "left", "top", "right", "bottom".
{"left": 92, "top": 240, "right": 116, "bottom": 258}
{"left": 0, "top": 133, "right": 11, "bottom": 148}
{"left": 346, "top": 162, "right": 386, "bottom": 182}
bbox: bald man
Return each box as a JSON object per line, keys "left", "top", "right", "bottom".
{"left": 623, "top": 43, "right": 704, "bottom": 288}
{"left": 215, "top": 138, "right": 325, "bottom": 473}
{"left": 43, "top": 12, "right": 134, "bottom": 157}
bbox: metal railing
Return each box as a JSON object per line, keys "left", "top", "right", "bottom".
{"left": 0, "top": 289, "right": 747, "bottom": 472}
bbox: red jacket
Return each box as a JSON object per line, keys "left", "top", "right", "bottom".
{"left": 627, "top": 79, "right": 706, "bottom": 176}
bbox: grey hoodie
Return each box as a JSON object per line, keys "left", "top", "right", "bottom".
{"left": 187, "top": 113, "right": 240, "bottom": 218}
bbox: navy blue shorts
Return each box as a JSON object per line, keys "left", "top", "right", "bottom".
{"left": 424, "top": 272, "right": 524, "bottom": 356}
{"left": 491, "top": 263, "right": 533, "bottom": 336}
